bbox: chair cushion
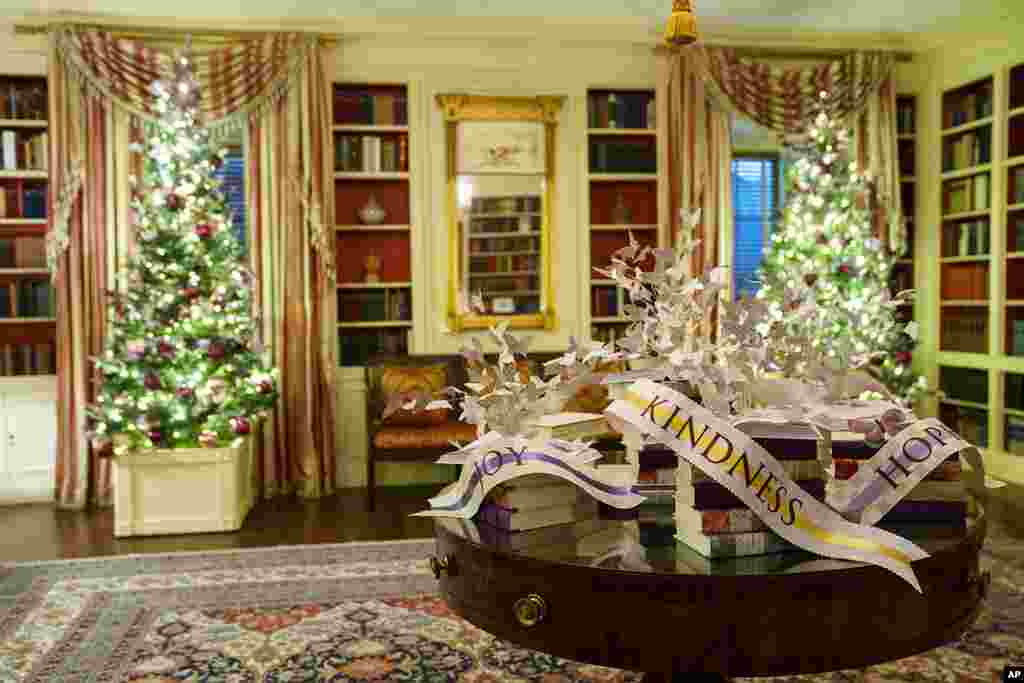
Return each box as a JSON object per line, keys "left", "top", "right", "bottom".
{"left": 379, "top": 364, "right": 450, "bottom": 426}
{"left": 373, "top": 421, "right": 479, "bottom": 451}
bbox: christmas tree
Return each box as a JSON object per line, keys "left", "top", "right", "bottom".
{"left": 756, "top": 98, "right": 926, "bottom": 405}
{"left": 86, "top": 45, "right": 278, "bottom": 456}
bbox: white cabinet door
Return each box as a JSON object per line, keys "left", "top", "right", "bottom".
{"left": 0, "top": 381, "right": 57, "bottom": 503}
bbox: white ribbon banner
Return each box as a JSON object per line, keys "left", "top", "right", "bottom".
{"left": 837, "top": 417, "right": 985, "bottom": 526}
{"left": 606, "top": 380, "right": 930, "bottom": 592}
{"left": 412, "top": 436, "right": 645, "bottom": 519}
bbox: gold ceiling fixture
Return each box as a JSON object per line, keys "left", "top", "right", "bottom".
{"left": 665, "top": 0, "right": 698, "bottom": 46}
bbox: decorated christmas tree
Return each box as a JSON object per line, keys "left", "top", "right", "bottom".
{"left": 756, "top": 99, "right": 926, "bottom": 405}
{"left": 86, "top": 45, "right": 278, "bottom": 456}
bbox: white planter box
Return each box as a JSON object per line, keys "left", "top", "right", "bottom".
{"left": 113, "top": 437, "right": 256, "bottom": 537}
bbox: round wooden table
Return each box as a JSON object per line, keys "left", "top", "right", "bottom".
{"left": 431, "top": 515, "right": 990, "bottom": 681}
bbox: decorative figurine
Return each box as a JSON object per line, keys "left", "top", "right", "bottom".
{"left": 364, "top": 254, "right": 381, "bottom": 283}
{"left": 359, "top": 194, "right": 387, "bottom": 225}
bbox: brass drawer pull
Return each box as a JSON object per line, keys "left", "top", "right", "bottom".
{"left": 429, "top": 555, "right": 454, "bottom": 579}
{"left": 514, "top": 594, "right": 548, "bottom": 627}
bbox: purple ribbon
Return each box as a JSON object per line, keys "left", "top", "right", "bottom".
{"left": 430, "top": 450, "right": 636, "bottom": 513}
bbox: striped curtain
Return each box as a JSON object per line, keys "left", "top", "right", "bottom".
{"left": 854, "top": 75, "right": 904, "bottom": 255}
{"left": 48, "top": 27, "right": 336, "bottom": 507}
{"left": 661, "top": 48, "right": 734, "bottom": 276}
{"left": 695, "top": 47, "right": 895, "bottom": 135}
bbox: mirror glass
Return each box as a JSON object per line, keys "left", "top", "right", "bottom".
{"left": 458, "top": 174, "right": 545, "bottom": 316}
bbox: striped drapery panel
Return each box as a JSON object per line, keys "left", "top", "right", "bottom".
{"left": 48, "top": 26, "right": 337, "bottom": 507}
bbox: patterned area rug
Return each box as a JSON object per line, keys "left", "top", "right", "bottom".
{"left": 0, "top": 531, "right": 1021, "bottom": 683}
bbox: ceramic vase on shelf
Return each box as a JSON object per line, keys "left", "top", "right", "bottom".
{"left": 613, "top": 192, "right": 632, "bottom": 225}
{"left": 359, "top": 194, "right": 387, "bottom": 225}
{"left": 364, "top": 254, "right": 381, "bottom": 283}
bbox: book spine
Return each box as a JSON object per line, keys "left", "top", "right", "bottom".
{"left": 682, "top": 479, "right": 825, "bottom": 510}
{"left": 677, "top": 507, "right": 769, "bottom": 534}
{"left": 881, "top": 500, "right": 966, "bottom": 522}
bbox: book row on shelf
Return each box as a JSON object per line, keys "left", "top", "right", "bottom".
{"left": 0, "top": 236, "right": 47, "bottom": 268}
{"left": 468, "top": 235, "right": 538, "bottom": 252}
{"left": 339, "top": 329, "right": 408, "bottom": 366}
{"left": 898, "top": 149, "right": 916, "bottom": 177}
{"left": 0, "top": 182, "right": 47, "bottom": 220}
{"left": 471, "top": 274, "right": 538, "bottom": 294}
{"left": 941, "top": 263, "right": 988, "bottom": 300}
{"left": 943, "top": 82, "right": 993, "bottom": 128}
{"left": 0, "top": 81, "right": 46, "bottom": 121}
{"left": 468, "top": 254, "right": 537, "bottom": 274}
{"left": 943, "top": 173, "right": 990, "bottom": 214}
{"left": 588, "top": 139, "right": 657, "bottom": 174}
{"left": 338, "top": 288, "right": 411, "bottom": 323}
{"left": 333, "top": 89, "right": 408, "bottom": 126}
{"left": 587, "top": 91, "right": 655, "bottom": 130}
{"left": 469, "top": 195, "right": 541, "bottom": 214}
{"left": 942, "top": 128, "right": 991, "bottom": 172}
{"left": 0, "top": 130, "right": 48, "bottom": 171}
{"left": 592, "top": 286, "right": 621, "bottom": 317}
{"left": 896, "top": 101, "right": 916, "bottom": 135}
{"left": 0, "top": 343, "right": 56, "bottom": 376}
{"left": 940, "top": 367, "right": 988, "bottom": 405}
{"left": 889, "top": 265, "right": 913, "bottom": 294}
{"left": 1010, "top": 167, "right": 1024, "bottom": 204}
{"left": 334, "top": 135, "right": 408, "bottom": 173}
{"left": 941, "top": 311, "right": 988, "bottom": 354}
{"left": 478, "top": 293, "right": 539, "bottom": 315}
{"left": 1010, "top": 319, "right": 1024, "bottom": 356}
{"left": 941, "top": 220, "right": 990, "bottom": 257}
{"left": 468, "top": 215, "right": 541, "bottom": 234}
{"left": 1006, "top": 417, "right": 1024, "bottom": 455}
{"left": 0, "top": 280, "right": 55, "bottom": 318}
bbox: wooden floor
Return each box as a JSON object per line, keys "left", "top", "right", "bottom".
{"left": 0, "top": 482, "right": 1022, "bottom": 563}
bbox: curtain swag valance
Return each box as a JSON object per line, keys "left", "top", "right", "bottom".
{"left": 686, "top": 46, "right": 896, "bottom": 134}
{"left": 51, "top": 27, "right": 316, "bottom": 137}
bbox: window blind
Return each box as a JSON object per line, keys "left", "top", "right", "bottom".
{"left": 731, "top": 156, "right": 778, "bottom": 299}
{"left": 213, "top": 153, "right": 246, "bottom": 254}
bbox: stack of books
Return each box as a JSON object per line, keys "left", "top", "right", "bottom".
{"left": 477, "top": 475, "right": 599, "bottom": 532}
{"left": 830, "top": 440, "right": 968, "bottom": 527}
{"left": 673, "top": 427, "right": 826, "bottom": 558}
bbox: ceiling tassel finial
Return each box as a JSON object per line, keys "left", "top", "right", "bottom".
{"left": 665, "top": 0, "right": 698, "bottom": 46}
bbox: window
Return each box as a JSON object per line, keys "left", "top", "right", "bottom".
{"left": 731, "top": 155, "right": 779, "bottom": 299}
{"left": 213, "top": 147, "right": 247, "bottom": 256}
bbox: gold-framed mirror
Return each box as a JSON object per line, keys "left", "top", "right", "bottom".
{"left": 437, "top": 94, "right": 563, "bottom": 332}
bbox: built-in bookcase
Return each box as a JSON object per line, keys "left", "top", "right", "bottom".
{"left": 0, "top": 75, "right": 55, "bottom": 377}
{"left": 332, "top": 82, "right": 413, "bottom": 366}
{"left": 894, "top": 95, "right": 917, "bottom": 326}
{"left": 939, "top": 77, "right": 993, "bottom": 355}
{"left": 931, "top": 60, "right": 1024, "bottom": 482}
{"left": 585, "top": 88, "right": 663, "bottom": 346}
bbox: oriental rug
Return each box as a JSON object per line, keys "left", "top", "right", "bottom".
{"left": 0, "top": 533, "right": 1021, "bottom": 683}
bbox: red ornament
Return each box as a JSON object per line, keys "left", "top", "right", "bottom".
{"left": 195, "top": 223, "right": 214, "bottom": 239}
{"left": 176, "top": 387, "right": 194, "bottom": 400}
{"left": 895, "top": 351, "right": 912, "bottom": 364}
{"left": 838, "top": 264, "right": 851, "bottom": 275}
{"left": 158, "top": 341, "right": 175, "bottom": 358}
{"left": 257, "top": 379, "right": 274, "bottom": 394}
{"left": 144, "top": 373, "right": 162, "bottom": 390}
{"left": 147, "top": 429, "right": 163, "bottom": 443}
{"left": 166, "top": 193, "right": 184, "bottom": 211}
{"left": 231, "top": 417, "right": 251, "bottom": 435}
{"left": 207, "top": 341, "right": 226, "bottom": 360}
{"left": 183, "top": 286, "right": 201, "bottom": 300}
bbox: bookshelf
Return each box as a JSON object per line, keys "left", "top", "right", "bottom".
{"left": 894, "top": 95, "right": 917, "bottom": 326}
{"left": 332, "top": 82, "right": 413, "bottom": 366}
{"left": 585, "top": 88, "right": 662, "bottom": 345}
{"left": 0, "top": 75, "right": 55, "bottom": 377}
{"left": 939, "top": 77, "right": 994, "bottom": 355}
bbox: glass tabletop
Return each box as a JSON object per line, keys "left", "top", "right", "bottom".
{"left": 436, "top": 513, "right": 983, "bottom": 577}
